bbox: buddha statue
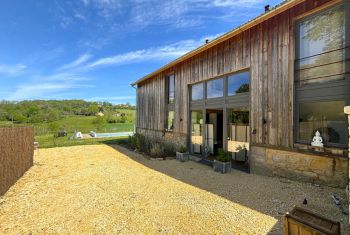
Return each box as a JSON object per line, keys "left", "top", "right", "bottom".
{"left": 311, "top": 131, "right": 324, "bottom": 147}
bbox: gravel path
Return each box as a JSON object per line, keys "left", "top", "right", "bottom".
{"left": 0, "top": 145, "right": 348, "bottom": 234}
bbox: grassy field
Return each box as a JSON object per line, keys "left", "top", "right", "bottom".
{"left": 0, "top": 112, "right": 134, "bottom": 148}
{"left": 35, "top": 135, "right": 128, "bottom": 148}
{"left": 0, "top": 114, "right": 135, "bottom": 136}
{"left": 35, "top": 115, "right": 134, "bottom": 135}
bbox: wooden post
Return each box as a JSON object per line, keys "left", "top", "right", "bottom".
{"left": 344, "top": 106, "right": 350, "bottom": 223}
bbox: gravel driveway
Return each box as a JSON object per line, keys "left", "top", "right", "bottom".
{"left": 0, "top": 145, "right": 348, "bottom": 234}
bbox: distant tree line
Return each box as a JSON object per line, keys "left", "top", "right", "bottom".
{"left": 0, "top": 100, "right": 135, "bottom": 124}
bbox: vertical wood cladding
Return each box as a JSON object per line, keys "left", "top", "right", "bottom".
{"left": 136, "top": 0, "right": 336, "bottom": 148}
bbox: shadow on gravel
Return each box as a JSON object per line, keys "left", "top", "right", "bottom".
{"left": 104, "top": 144, "right": 349, "bottom": 234}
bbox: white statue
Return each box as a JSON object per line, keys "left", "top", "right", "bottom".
{"left": 311, "top": 131, "right": 323, "bottom": 147}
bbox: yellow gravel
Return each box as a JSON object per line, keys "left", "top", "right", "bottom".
{"left": 0, "top": 145, "right": 348, "bottom": 234}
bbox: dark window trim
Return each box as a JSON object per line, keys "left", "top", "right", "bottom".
{"left": 166, "top": 73, "right": 175, "bottom": 105}
{"left": 294, "top": 2, "right": 350, "bottom": 148}
{"left": 165, "top": 73, "right": 175, "bottom": 131}
{"left": 189, "top": 68, "right": 251, "bottom": 102}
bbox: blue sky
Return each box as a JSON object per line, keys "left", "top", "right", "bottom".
{"left": 0, "top": 0, "right": 283, "bottom": 104}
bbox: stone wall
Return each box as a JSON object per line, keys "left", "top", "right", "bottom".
{"left": 250, "top": 146, "right": 348, "bottom": 188}
{"left": 136, "top": 127, "right": 187, "bottom": 147}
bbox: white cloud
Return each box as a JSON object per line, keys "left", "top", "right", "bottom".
{"left": 87, "top": 95, "right": 135, "bottom": 101}
{"left": 76, "top": 0, "right": 265, "bottom": 30}
{"left": 212, "top": 0, "right": 263, "bottom": 7}
{"left": 57, "top": 54, "right": 92, "bottom": 71}
{"left": 0, "top": 64, "right": 27, "bottom": 76}
{"left": 7, "top": 83, "right": 94, "bottom": 101}
{"left": 80, "top": 0, "right": 124, "bottom": 18}
{"left": 35, "top": 72, "right": 91, "bottom": 82}
{"left": 85, "top": 33, "right": 222, "bottom": 68}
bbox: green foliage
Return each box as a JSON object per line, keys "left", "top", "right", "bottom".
{"left": 150, "top": 143, "right": 164, "bottom": 158}
{"left": 177, "top": 145, "right": 187, "bottom": 153}
{"left": 136, "top": 134, "right": 152, "bottom": 155}
{"left": 127, "top": 133, "right": 176, "bottom": 158}
{"left": 48, "top": 122, "right": 60, "bottom": 133}
{"left": 162, "top": 142, "right": 176, "bottom": 157}
{"left": 216, "top": 148, "right": 231, "bottom": 162}
{"left": 35, "top": 135, "right": 128, "bottom": 148}
{"left": 127, "top": 133, "right": 151, "bottom": 155}
{"left": 235, "top": 83, "right": 249, "bottom": 94}
{"left": 0, "top": 100, "right": 135, "bottom": 125}
{"left": 92, "top": 116, "right": 106, "bottom": 131}
{"left": 87, "top": 105, "right": 99, "bottom": 116}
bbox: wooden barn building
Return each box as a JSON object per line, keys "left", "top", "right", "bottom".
{"left": 132, "top": 0, "right": 350, "bottom": 187}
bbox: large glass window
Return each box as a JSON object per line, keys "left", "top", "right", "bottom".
{"left": 167, "top": 111, "right": 174, "bottom": 131}
{"left": 295, "top": 3, "right": 349, "bottom": 148}
{"left": 191, "top": 83, "right": 204, "bottom": 100}
{"left": 207, "top": 78, "right": 223, "bottom": 99}
{"left": 228, "top": 71, "right": 250, "bottom": 96}
{"left": 191, "top": 111, "right": 203, "bottom": 154}
{"left": 296, "top": 4, "right": 346, "bottom": 86}
{"left": 167, "top": 74, "right": 175, "bottom": 104}
{"left": 299, "top": 101, "right": 347, "bottom": 145}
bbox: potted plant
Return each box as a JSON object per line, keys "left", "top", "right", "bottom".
{"left": 213, "top": 148, "right": 232, "bottom": 173}
{"left": 176, "top": 145, "right": 189, "bottom": 162}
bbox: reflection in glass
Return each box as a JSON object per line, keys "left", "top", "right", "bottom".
{"left": 296, "top": 5, "right": 346, "bottom": 85}
{"left": 191, "top": 111, "right": 203, "bottom": 154}
{"left": 167, "top": 111, "right": 174, "bottom": 131}
{"left": 191, "top": 83, "right": 204, "bottom": 100}
{"left": 299, "top": 101, "right": 347, "bottom": 145}
{"left": 227, "top": 108, "right": 249, "bottom": 161}
{"left": 207, "top": 78, "right": 223, "bottom": 98}
{"left": 168, "top": 75, "right": 175, "bottom": 104}
{"left": 228, "top": 71, "right": 250, "bottom": 96}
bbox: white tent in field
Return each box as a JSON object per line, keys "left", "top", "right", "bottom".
{"left": 74, "top": 131, "right": 83, "bottom": 139}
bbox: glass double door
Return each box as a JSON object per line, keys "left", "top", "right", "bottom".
{"left": 190, "top": 108, "right": 250, "bottom": 163}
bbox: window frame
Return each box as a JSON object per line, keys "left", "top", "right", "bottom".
{"left": 166, "top": 74, "right": 175, "bottom": 104}
{"left": 165, "top": 73, "right": 175, "bottom": 132}
{"left": 227, "top": 70, "right": 250, "bottom": 97}
{"left": 166, "top": 110, "right": 175, "bottom": 132}
{"left": 206, "top": 77, "right": 224, "bottom": 99}
{"left": 294, "top": 1, "right": 350, "bottom": 148}
{"left": 191, "top": 82, "right": 205, "bottom": 101}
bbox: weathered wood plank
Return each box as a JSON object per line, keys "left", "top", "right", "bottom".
{"left": 135, "top": 0, "right": 338, "bottom": 148}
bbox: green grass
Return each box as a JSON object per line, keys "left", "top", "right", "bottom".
{"left": 35, "top": 134, "right": 128, "bottom": 149}
{"left": 30, "top": 115, "right": 134, "bottom": 136}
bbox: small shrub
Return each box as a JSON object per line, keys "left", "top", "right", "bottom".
{"left": 162, "top": 142, "right": 176, "bottom": 157}
{"left": 177, "top": 145, "right": 187, "bottom": 153}
{"left": 150, "top": 143, "right": 164, "bottom": 158}
{"left": 128, "top": 133, "right": 152, "bottom": 154}
{"left": 128, "top": 135, "right": 137, "bottom": 149}
{"left": 216, "top": 148, "right": 231, "bottom": 162}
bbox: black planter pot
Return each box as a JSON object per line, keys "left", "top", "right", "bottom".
{"left": 213, "top": 160, "right": 232, "bottom": 173}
